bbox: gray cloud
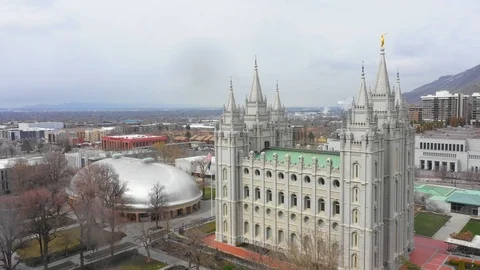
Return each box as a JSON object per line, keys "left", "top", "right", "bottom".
{"left": 0, "top": 0, "right": 479, "bottom": 108}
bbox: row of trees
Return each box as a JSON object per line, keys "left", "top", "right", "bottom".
{"left": 0, "top": 152, "right": 73, "bottom": 270}
{"left": 0, "top": 152, "right": 167, "bottom": 270}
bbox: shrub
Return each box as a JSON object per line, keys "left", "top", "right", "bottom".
{"left": 450, "top": 231, "right": 474, "bottom": 241}
{"left": 447, "top": 258, "right": 480, "bottom": 269}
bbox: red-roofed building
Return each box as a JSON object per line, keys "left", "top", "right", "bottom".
{"left": 101, "top": 134, "right": 167, "bottom": 151}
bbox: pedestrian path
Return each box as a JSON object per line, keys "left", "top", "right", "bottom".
{"left": 433, "top": 213, "right": 470, "bottom": 241}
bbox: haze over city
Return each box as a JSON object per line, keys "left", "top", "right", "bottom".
{"left": 1, "top": 0, "right": 479, "bottom": 108}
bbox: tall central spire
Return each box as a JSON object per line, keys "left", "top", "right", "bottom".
{"left": 356, "top": 61, "right": 369, "bottom": 107}
{"left": 273, "top": 81, "right": 283, "bottom": 110}
{"left": 249, "top": 55, "right": 264, "bottom": 103}
{"left": 373, "top": 47, "right": 391, "bottom": 94}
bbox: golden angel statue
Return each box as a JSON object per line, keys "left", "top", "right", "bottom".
{"left": 381, "top": 33, "right": 388, "bottom": 48}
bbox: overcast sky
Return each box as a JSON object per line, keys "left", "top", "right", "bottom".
{"left": 0, "top": 0, "right": 479, "bottom": 108}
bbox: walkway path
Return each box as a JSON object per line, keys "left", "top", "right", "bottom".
{"left": 433, "top": 213, "right": 470, "bottom": 241}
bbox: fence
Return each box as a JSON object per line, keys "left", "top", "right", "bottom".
{"left": 173, "top": 216, "right": 215, "bottom": 233}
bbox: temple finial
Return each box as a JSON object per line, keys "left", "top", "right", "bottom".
{"left": 276, "top": 80, "right": 279, "bottom": 91}
{"left": 397, "top": 68, "right": 400, "bottom": 81}
{"left": 254, "top": 55, "right": 258, "bottom": 69}
{"left": 381, "top": 33, "right": 388, "bottom": 48}
{"left": 230, "top": 76, "right": 233, "bottom": 90}
{"left": 361, "top": 61, "right": 365, "bottom": 77}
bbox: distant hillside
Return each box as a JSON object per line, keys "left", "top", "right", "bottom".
{"left": 403, "top": 64, "right": 480, "bottom": 104}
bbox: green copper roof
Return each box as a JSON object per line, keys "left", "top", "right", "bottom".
{"left": 446, "top": 190, "right": 480, "bottom": 206}
{"left": 415, "top": 185, "right": 456, "bottom": 197}
{"left": 257, "top": 147, "right": 341, "bottom": 168}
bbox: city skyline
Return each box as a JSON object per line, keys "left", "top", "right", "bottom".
{"left": 0, "top": 0, "right": 479, "bottom": 108}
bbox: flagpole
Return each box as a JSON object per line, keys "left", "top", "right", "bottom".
{"left": 210, "top": 170, "right": 213, "bottom": 217}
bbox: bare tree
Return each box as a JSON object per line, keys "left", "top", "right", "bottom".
{"left": 149, "top": 183, "right": 167, "bottom": 229}
{"left": 131, "top": 223, "right": 155, "bottom": 262}
{"left": 96, "top": 164, "right": 127, "bottom": 257}
{"left": 154, "top": 143, "right": 184, "bottom": 165}
{"left": 282, "top": 230, "right": 343, "bottom": 270}
{"left": 0, "top": 196, "right": 27, "bottom": 270}
{"left": 436, "top": 166, "right": 449, "bottom": 182}
{"left": 194, "top": 157, "right": 210, "bottom": 200}
{"left": 22, "top": 188, "right": 69, "bottom": 270}
{"left": 15, "top": 153, "right": 72, "bottom": 270}
{"left": 68, "top": 165, "right": 103, "bottom": 267}
{"left": 184, "top": 229, "right": 211, "bottom": 270}
{"left": 8, "top": 159, "right": 38, "bottom": 193}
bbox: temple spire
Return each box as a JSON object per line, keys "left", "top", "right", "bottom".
{"left": 395, "top": 68, "right": 403, "bottom": 107}
{"left": 273, "top": 80, "right": 282, "bottom": 110}
{"left": 249, "top": 56, "right": 264, "bottom": 103}
{"left": 356, "top": 61, "right": 369, "bottom": 107}
{"left": 226, "top": 77, "right": 237, "bottom": 112}
{"left": 373, "top": 39, "right": 391, "bottom": 94}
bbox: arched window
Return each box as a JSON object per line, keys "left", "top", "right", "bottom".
{"left": 223, "top": 185, "right": 227, "bottom": 197}
{"left": 223, "top": 221, "right": 228, "bottom": 232}
{"left": 375, "top": 162, "right": 378, "bottom": 178}
{"left": 223, "top": 168, "right": 228, "bottom": 181}
{"left": 352, "top": 187, "right": 359, "bottom": 202}
{"left": 255, "top": 169, "right": 260, "bottom": 176}
{"left": 244, "top": 221, "right": 249, "bottom": 234}
{"left": 244, "top": 186, "right": 250, "bottom": 198}
{"left": 266, "top": 227, "right": 272, "bottom": 240}
{"left": 278, "top": 192, "right": 285, "bottom": 204}
{"left": 333, "top": 201, "right": 340, "bottom": 215}
{"left": 304, "top": 176, "right": 311, "bottom": 183}
{"left": 291, "top": 174, "right": 297, "bottom": 181}
{"left": 374, "top": 230, "right": 378, "bottom": 247}
{"left": 352, "top": 232, "right": 359, "bottom": 247}
{"left": 374, "top": 207, "right": 378, "bottom": 223}
{"left": 291, "top": 194, "right": 297, "bottom": 207}
{"left": 267, "top": 190, "right": 272, "bottom": 202}
{"left": 352, "top": 254, "right": 358, "bottom": 268}
{"left": 304, "top": 196, "right": 311, "bottom": 210}
{"left": 255, "top": 224, "right": 260, "bottom": 237}
{"left": 374, "top": 185, "right": 378, "bottom": 202}
{"left": 318, "top": 198, "right": 325, "bottom": 212}
{"left": 352, "top": 209, "right": 359, "bottom": 223}
{"left": 223, "top": 203, "right": 227, "bottom": 216}
{"left": 290, "top": 233, "right": 297, "bottom": 245}
{"left": 353, "top": 163, "right": 359, "bottom": 179}
{"left": 266, "top": 171, "right": 272, "bottom": 178}
{"left": 255, "top": 188, "right": 261, "bottom": 200}
{"left": 278, "top": 230, "right": 284, "bottom": 243}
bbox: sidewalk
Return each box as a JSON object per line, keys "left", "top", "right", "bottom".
{"left": 432, "top": 213, "right": 470, "bottom": 241}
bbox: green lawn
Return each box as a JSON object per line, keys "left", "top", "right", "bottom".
{"left": 109, "top": 254, "right": 167, "bottom": 270}
{"left": 186, "top": 221, "right": 216, "bottom": 235}
{"left": 202, "top": 187, "right": 216, "bottom": 200}
{"left": 460, "top": 219, "right": 480, "bottom": 236}
{"left": 414, "top": 212, "right": 451, "bottom": 237}
{"left": 18, "top": 225, "right": 123, "bottom": 260}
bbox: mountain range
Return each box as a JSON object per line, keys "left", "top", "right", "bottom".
{"left": 404, "top": 64, "right": 480, "bottom": 104}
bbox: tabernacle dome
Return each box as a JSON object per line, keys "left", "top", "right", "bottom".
{"left": 67, "top": 155, "right": 203, "bottom": 222}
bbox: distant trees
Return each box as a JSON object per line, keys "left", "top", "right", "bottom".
{"left": 148, "top": 183, "right": 168, "bottom": 229}
{"left": 153, "top": 143, "right": 184, "bottom": 165}
{"left": 308, "top": 131, "right": 315, "bottom": 144}
{"left": 436, "top": 166, "right": 449, "bottom": 182}
{"left": 185, "top": 131, "right": 192, "bottom": 139}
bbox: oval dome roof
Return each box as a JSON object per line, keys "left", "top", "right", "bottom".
{"left": 69, "top": 156, "right": 202, "bottom": 209}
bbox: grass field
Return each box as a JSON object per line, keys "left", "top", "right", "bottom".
{"left": 414, "top": 212, "right": 451, "bottom": 237}
{"left": 460, "top": 219, "right": 480, "bottom": 236}
{"left": 202, "top": 186, "right": 216, "bottom": 200}
{"left": 18, "top": 225, "right": 123, "bottom": 260}
{"left": 186, "top": 221, "right": 216, "bottom": 236}
{"left": 109, "top": 254, "right": 167, "bottom": 270}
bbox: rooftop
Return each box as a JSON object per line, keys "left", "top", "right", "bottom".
{"left": 417, "top": 126, "right": 480, "bottom": 139}
{"left": 257, "top": 147, "right": 340, "bottom": 168}
{"left": 105, "top": 134, "right": 167, "bottom": 140}
{"left": 415, "top": 184, "right": 480, "bottom": 205}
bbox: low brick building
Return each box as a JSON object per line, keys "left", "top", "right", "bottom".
{"left": 101, "top": 134, "right": 167, "bottom": 151}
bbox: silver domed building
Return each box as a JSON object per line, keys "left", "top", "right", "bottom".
{"left": 68, "top": 155, "right": 203, "bottom": 222}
